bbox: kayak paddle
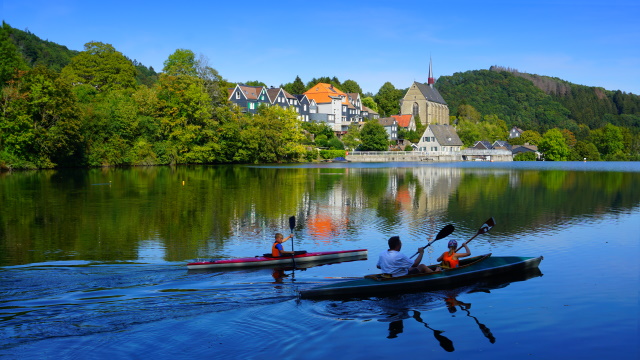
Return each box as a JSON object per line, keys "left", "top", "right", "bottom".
{"left": 289, "top": 216, "right": 296, "bottom": 268}
{"left": 410, "top": 224, "right": 455, "bottom": 258}
{"left": 456, "top": 217, "right": 495, "bottom": 252}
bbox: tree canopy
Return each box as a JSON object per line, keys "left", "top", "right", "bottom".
{"left": 359, "top": 121, "right": 388, "bottom": 151}
{"left": 60, "top": 42, "right": 137, "bottom": 92}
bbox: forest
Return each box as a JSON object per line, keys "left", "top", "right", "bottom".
{"left": 1, "top": 22, "right": 639, "bottom": 169}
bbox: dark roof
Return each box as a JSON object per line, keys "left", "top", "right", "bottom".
{"left": 493, "top": 140, "right": 512, "bottom": 150}
{"left": 430, "top": 124, "right": 463, "bottom": 146}
{"left": 512, "top": 144, "right": 539, "bottom": 154}
{"left": 414, "top": 82, "right": 447, "bottom": 105}
{"left": 473, "top": 140, "right": 493, "bottom": 149}
{"left": 378, "top": 117, "right": 397, "bottom": 126}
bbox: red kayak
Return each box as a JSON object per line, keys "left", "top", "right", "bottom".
{"left": 186, "top": 249, "right": 368, "bottom": 270}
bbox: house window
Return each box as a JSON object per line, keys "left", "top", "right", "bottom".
{"left": 235, "top": 92, "right": 240, "bottom": 99}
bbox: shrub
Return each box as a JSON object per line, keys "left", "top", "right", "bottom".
{"left": 514, "top": 152, "right": 537, "bottom": 161}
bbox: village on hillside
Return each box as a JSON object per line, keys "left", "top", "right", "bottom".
{"left": 227, "top": 60, "right": 537, "bottom": 162}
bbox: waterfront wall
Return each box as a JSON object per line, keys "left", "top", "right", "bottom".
{"left": 346, "top": 150, "right": 513, "bottom": 162}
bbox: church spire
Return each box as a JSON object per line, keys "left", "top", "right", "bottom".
{"left": 428, "top": 56, "right": 435, "bottom": 86}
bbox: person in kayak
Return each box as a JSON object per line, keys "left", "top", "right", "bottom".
{"left": 377, "top": 236, "right": 439, "bottom": 277}
{"left": 271, "top": 233, "right": 295, "bottom": 257}
{"left": 437, "top": 240, "right": 471, "bottom": 268}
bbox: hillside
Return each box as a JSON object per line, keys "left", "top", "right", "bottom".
{"left": 436, "top": 66, "right": 640, "bottom": 133}
{"left": 1, "top": 22, "right": 158, "bottom": 86}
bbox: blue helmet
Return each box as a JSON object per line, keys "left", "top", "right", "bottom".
{"left": 448, "top": 240, "right": 457, "bottom": 248}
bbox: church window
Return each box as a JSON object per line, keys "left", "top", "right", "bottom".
{"left": 413, "top": 103, "right": 419, "bottom": 116}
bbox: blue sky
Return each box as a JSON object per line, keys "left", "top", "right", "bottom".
{"left": 4, "top": 0, "right": 639, "bottom": 95}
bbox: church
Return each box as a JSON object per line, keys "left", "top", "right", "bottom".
{"left": 399, "top": 58, "right": 450, "bottom": 126}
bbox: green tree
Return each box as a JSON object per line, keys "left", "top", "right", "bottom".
{"left": 457, "top": 104, "right": 482, "bottom": 122}
{"left": 573, "top": 141, "right": 601, "bottom": 161}
{"left": 539, "top": 128, "right": 570, "bottom": 161}
{"left": 327, "top": 137, "right": 344, "bottom": 150}
{"left": 375, "top": 82, "right": 402, "bottom": 116}
{"left": 341, "top": 79, "right": 363, "bottom": 94}
{"left": 520, "top": 130, "right": 542, "bottom": 145}
{"left": 60, "top": 42, "right": 136, "bottom": 92}
{"left": 307, "top": 76, "right": 341, "bottom": 90}
{"left": 301, "top": 121, "right": 334, "bottom": 139}
{"left": 245, "top": 80, "right": 266, "bottom": 87}
{"left": 156, "top": 72, "right": 216, "bottom": 164}
{"left": 163, "top": 49, "right": 197, "bottom": 77}
{"left": 362, "top": 96, "right": 378, "bottom": 112}
{"left": 195, "top": 54, "right": 227, "bottom": 107}
{"left": 235, "top": 106, "right": 305, "bottom": 163}
{"left": 341, "top": 124, "right": 361, "bottom": 150}
{"left": 514, "top": 152, "right": 537, "bottom": 161}
{"left": 282, "top": 75, "right": 305, "bottom": 95}
{"left": 456, "top": 118, "right": 482, "bottom": 147}
{"left": 315, "top": 134, "right": 328, "bottom": 147}
{"left": 0, "top": 23, "right": 29, "bottom": 85}
{"left": 359, "top": 121, "right": 388, "bottom": 151}
{"left": 591, "top": 123, "right": 625, "bottom": 160}
{"left": 0, "top": 66, "right": 81, "bottom": 168}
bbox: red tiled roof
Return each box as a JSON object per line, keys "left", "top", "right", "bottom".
{"left": 392, "top": 115, "right": 413, "bottom": 128}
{"left": 304, "top": 83, "right": 349, "bottom": 105}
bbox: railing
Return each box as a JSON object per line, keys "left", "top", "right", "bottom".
{"left": 348, "top": 151, "right": 425, "bottom": 156}
{"left": 349, "top": 150, "right": 513, "bottom": 156}
{"left": 459, "top": 149, "right": 513, "bottom": 155}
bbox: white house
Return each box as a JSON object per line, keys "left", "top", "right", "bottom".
{"left": 416, "top": 124, "right": 463, "bottom": 152}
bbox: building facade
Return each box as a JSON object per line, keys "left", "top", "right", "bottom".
{"left": 399, "top": 58, "right": 449, "bottom": 126}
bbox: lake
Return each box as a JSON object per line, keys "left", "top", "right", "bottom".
{"left": 1, "top": 161, "right": 639, "bottom": 359}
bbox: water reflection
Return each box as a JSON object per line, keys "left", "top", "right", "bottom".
{"left": 1, "top": 163, "right": 639, "bottom": 266}
{"left": 310, "top": 267, "right": 542, "bottom": 352}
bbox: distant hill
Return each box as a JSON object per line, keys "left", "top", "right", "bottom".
{"left": 2, "top": 21, "right": 79, "bottom": 72}
{"left": 436, "top": 66, "right": 640, "bottom": 133}
{"left": 1, "top": 22, "right": 158, "bottom": 86}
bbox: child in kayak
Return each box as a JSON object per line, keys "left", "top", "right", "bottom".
{"left": 437, "top": 240, "right": 471, "bottom": 268}
{"left": 377, "top": 236, "right": 440, "bottom": 277}
{"left": 271, "top": 233, "right": 295, "bottom": 257}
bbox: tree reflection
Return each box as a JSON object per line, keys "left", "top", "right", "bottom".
{"left": 1, "top": 164, "right": 639, "bottom": 266}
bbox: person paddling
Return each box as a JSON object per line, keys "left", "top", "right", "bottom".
{"left": 437, "top": 240, "right": 471, "bottom": 268}
{"left": 271, "top": 233, "right": 295, "bottom": 257}
{"left": 377, "top": 236, "right": 440, "bottom": 277}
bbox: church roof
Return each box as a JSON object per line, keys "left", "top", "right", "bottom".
{"left": 414, "top": 82, "right": 447, "bottom": 105}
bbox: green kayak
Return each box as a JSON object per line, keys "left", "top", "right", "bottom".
{"left": 299, "top": 253, "right": 543, "bottom": 299}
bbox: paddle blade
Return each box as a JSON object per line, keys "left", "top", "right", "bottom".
{"left": 289, "top": 216, "right": 296, "bottom": 231}
{"left": 435, "top": 224, "right": 455, "bottom": 240}
{"left": 478, "top": 217, "right": 496, "bottom": 235}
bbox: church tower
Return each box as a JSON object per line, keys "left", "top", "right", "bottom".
{"left": 428, "top": 57, "right": 435, "bottom": 86}
{"left": 399, "top": 57, "right": 449, "bottom": 125}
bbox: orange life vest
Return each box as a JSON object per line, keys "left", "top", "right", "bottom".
{"left": 271, "top": 242, "right": 282, "bottom": 257}
{"left": 442, "top": 251, "right": 459, "bottom": 268}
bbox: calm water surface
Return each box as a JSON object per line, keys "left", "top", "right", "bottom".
{"left": 1, "top": 162, "right": 639, "bottom": 359}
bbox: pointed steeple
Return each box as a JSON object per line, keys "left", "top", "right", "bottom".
{"left": 428, "top": 56, "right": 435, "bottom": 87}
